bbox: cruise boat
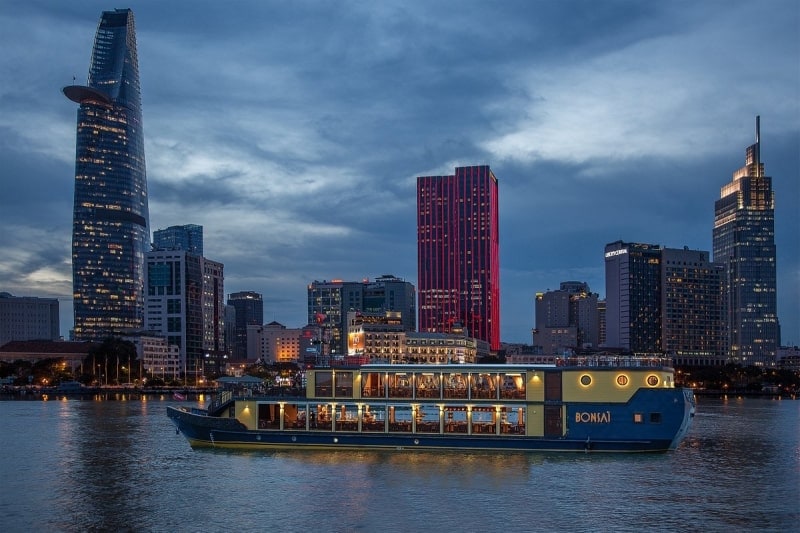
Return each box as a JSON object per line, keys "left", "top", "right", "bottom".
{"left": 167, "top": 357, "right": 695, "bottom": 453}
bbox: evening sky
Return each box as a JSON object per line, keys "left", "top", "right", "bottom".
{"left": 0, "top": 1, "right": 797, "bottom": 344}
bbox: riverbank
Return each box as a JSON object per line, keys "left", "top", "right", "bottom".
{"left": 0, "top": 385, "right": 216, "bottom": 400}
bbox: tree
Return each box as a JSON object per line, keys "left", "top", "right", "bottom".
{"left": 85, "top": 337, "right": 138, "bottom": 385}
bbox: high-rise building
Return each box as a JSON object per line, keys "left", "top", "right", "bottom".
{"left": 227, "top": 291, "right": 263, "bottom": 361}
{"left": 417, "top": 165, "right": 500, "bottom": 351}
{"left": 201, "top": 259, "right": 226, "bottom": 371}
{"left": 153, "top": 224, "right": 203, "bottom": 255}
{"left": 713, "top": 116, "right": 779, "bottom": 366}
{"left": 0, "top": 293, "right": 60, "bottom": 345}
{"left": 662, "top": 248, "right": 725, "bottom": 366}
{"left": 64, "top": 9, "right": 149, "bottom": 340}
{"left": 605, "top": 241, "right": 725, "bottom": 361}
{"left": 604, "top": 241, "right": 663, "bottom": 353}
{"left": 144, "top": 250, "right": 203, "bottom": 376}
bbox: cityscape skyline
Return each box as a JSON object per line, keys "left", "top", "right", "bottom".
{"left": 0, "top": 2, "right": 797, "bottom": 345}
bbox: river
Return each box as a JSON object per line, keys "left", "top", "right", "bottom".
{"left": 0, "top": 394, "right": 797, "bottom": 532}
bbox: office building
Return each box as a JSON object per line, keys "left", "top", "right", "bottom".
{"left": 201, "top": 259, "right": 226, "bottom": 372}
{"left": 417, "top": 165, "right": 500, "bottom": 351}
{"left": 144, "top": 250, "right": 202, "bottom": 376}
{"left": 144, "top": 250, "right": 225, "bottom": 378}
{"left": 0, "top": 293, "right": 60, "bottom": 345}
{"left": 662, "top": 248, "right": 725, "bottom": 366}
{"left": 605, "top": 241, "right": 725, "bottom": 361}
{"left": 533, "top": 282, "right": 599, "bottom": 355}
{"left": 227, "top": 291, "right": 263, "bottom": 361}
{"left": 605, "top": 241, "right": 663, "bottom": 353}
{"left": 153, "top": 224, "right": 203, "bottom": 255}
{"left": 64, "top": 9, "right": 149, "bottom": 340}
{"left": 713, "top": 116, "right": 779, "bottom": 366}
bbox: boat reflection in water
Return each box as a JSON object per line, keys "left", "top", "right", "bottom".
{"left": 168, "top": 358, "right": 695, "bottom": 453}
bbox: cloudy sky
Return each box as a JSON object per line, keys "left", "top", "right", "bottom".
{"left": 0, "top": 0, "right": 798, "bottom": 345}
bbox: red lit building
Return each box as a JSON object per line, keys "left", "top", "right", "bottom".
{"left": 417, "top": 165, "right": 500, "bottom": 351}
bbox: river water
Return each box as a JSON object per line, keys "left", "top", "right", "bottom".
{"left": 0, "top": 394, "right": 797, "bottom": 533}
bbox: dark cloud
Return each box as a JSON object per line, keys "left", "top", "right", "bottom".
{"left": 0, "top": 1, "right": 797, "bottom": 344}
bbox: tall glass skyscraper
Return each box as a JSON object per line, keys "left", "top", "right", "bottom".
{"left": 63, "top": 9, "right": 149, "bottom": 340}
{"left": 713, "top": 116, "right": 779, "bottom": 366}
{"left": 417, "top": 166, "right": 500, "bottom": 351}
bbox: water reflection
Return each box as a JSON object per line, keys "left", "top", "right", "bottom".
{"left": 0, "top": 397, "right": 797, "bottom": 532}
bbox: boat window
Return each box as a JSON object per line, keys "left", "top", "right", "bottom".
{"left": 415, "top": 405, "right": 440, "bottom": 433}
{"left": 470, "top": 372, "right": 497, "bottom": 399}
{"left": 650, "top": 412, "right": 662, "bottom": 424}
{"left": 443, "top": 372, "right": 468, "bottom": 399}
{"left": 335, "top": 404, "right": 359, "bottom": 431}
{"left": 500, "top": 372, "right": 526, "bottom": 399}
{"left": 361, "top": 404, "right": 385, "bottom": 432}
{"left": 387, "top": 373, "right": 412, "bottom": 398}
{"left": 388, "top": 405, "right": 413, "bottom": 432}
{"left": 315, "top": 371, "right": 332, "bottom": 397}
{"left": 500, "top": 406, "right": 526, "bottom": 435}
{"left": 284, "top": 403, "right": 306, "bottom": 430}
{"left": 444, "top": 406, "right": 468, "bottom": 433}
{"left": 361, "top": 372, "right": 385, "bottom": 398}
{"left": 310, "top": 403, "right": 333, "bottom": 431}
{"left": 471, "top": 406, "right": 497, "bottom": 434}
{"left": 257, "top": 403, "right": 280, "bottom": 430}
{"left": 415, "top": 372, "right": 440, "bottom": 398}
{"left": 633, "top": 413, "right": 644, "bottom": 424}
{"left": 335, "top": 371, "right": 353, "bottom": 397}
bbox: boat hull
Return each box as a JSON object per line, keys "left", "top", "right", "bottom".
{"left": 168, "top": 392, "right": 692, "bottom": 454}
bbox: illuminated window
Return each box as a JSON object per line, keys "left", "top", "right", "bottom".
{"left": 633, "top": 413, "right": 643, "bottom": 424}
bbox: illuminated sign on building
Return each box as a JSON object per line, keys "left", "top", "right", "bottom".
{"left": 604, "top": 248, "right": 629, "bottom": 259}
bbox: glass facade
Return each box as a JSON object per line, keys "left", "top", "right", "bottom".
{"left": 153, "top": 224, "right": 203, "bottom": 255}
{"left": 64, "top": 9, "right": 149, "bottom": 340}
{"left": 661, "top": 249, "right": 725, "bottom": 365}
{"left": 604, "top": 242, "right": 662, "bottom": 353}
{"left": 417, "top": 166, "right": 500, "bottom": 351}
{"left": 713, "top": 117, "right": 778, "bottom": 365}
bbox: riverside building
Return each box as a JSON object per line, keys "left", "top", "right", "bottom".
{"left": 308, "top": 276, "right": 416, "bottom": 358}
{"left": 0, "top": 293, "right": 60, "bottom": 345}
{"left": 605, "top": 241, "right": 725, "bottom": 363}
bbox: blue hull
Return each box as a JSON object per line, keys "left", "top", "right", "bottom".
{"left": 168, "top": 388, "right": 694, "bottom": 454}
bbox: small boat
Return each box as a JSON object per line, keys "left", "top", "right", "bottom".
{"left": 168, "top": 357, "right": 695, "bottom": 453}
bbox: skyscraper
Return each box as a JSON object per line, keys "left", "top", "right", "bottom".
{"left": 713, "top": 116, "right": 779, "bottom": 365}
{"left": 64, "top": 9, "right": 149, "bottom": 340}
{"left": 605, "top": 241, "right": 726, "bottom": 362}
{"left": 604, "top": 241, "right": 663, "bottom": 353}
{"left": 417, "top": 165, "right": 500, "bottom": 351}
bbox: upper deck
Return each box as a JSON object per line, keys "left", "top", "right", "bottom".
{"left": 305, "top": 356, "right": 676, "bottom": 403}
